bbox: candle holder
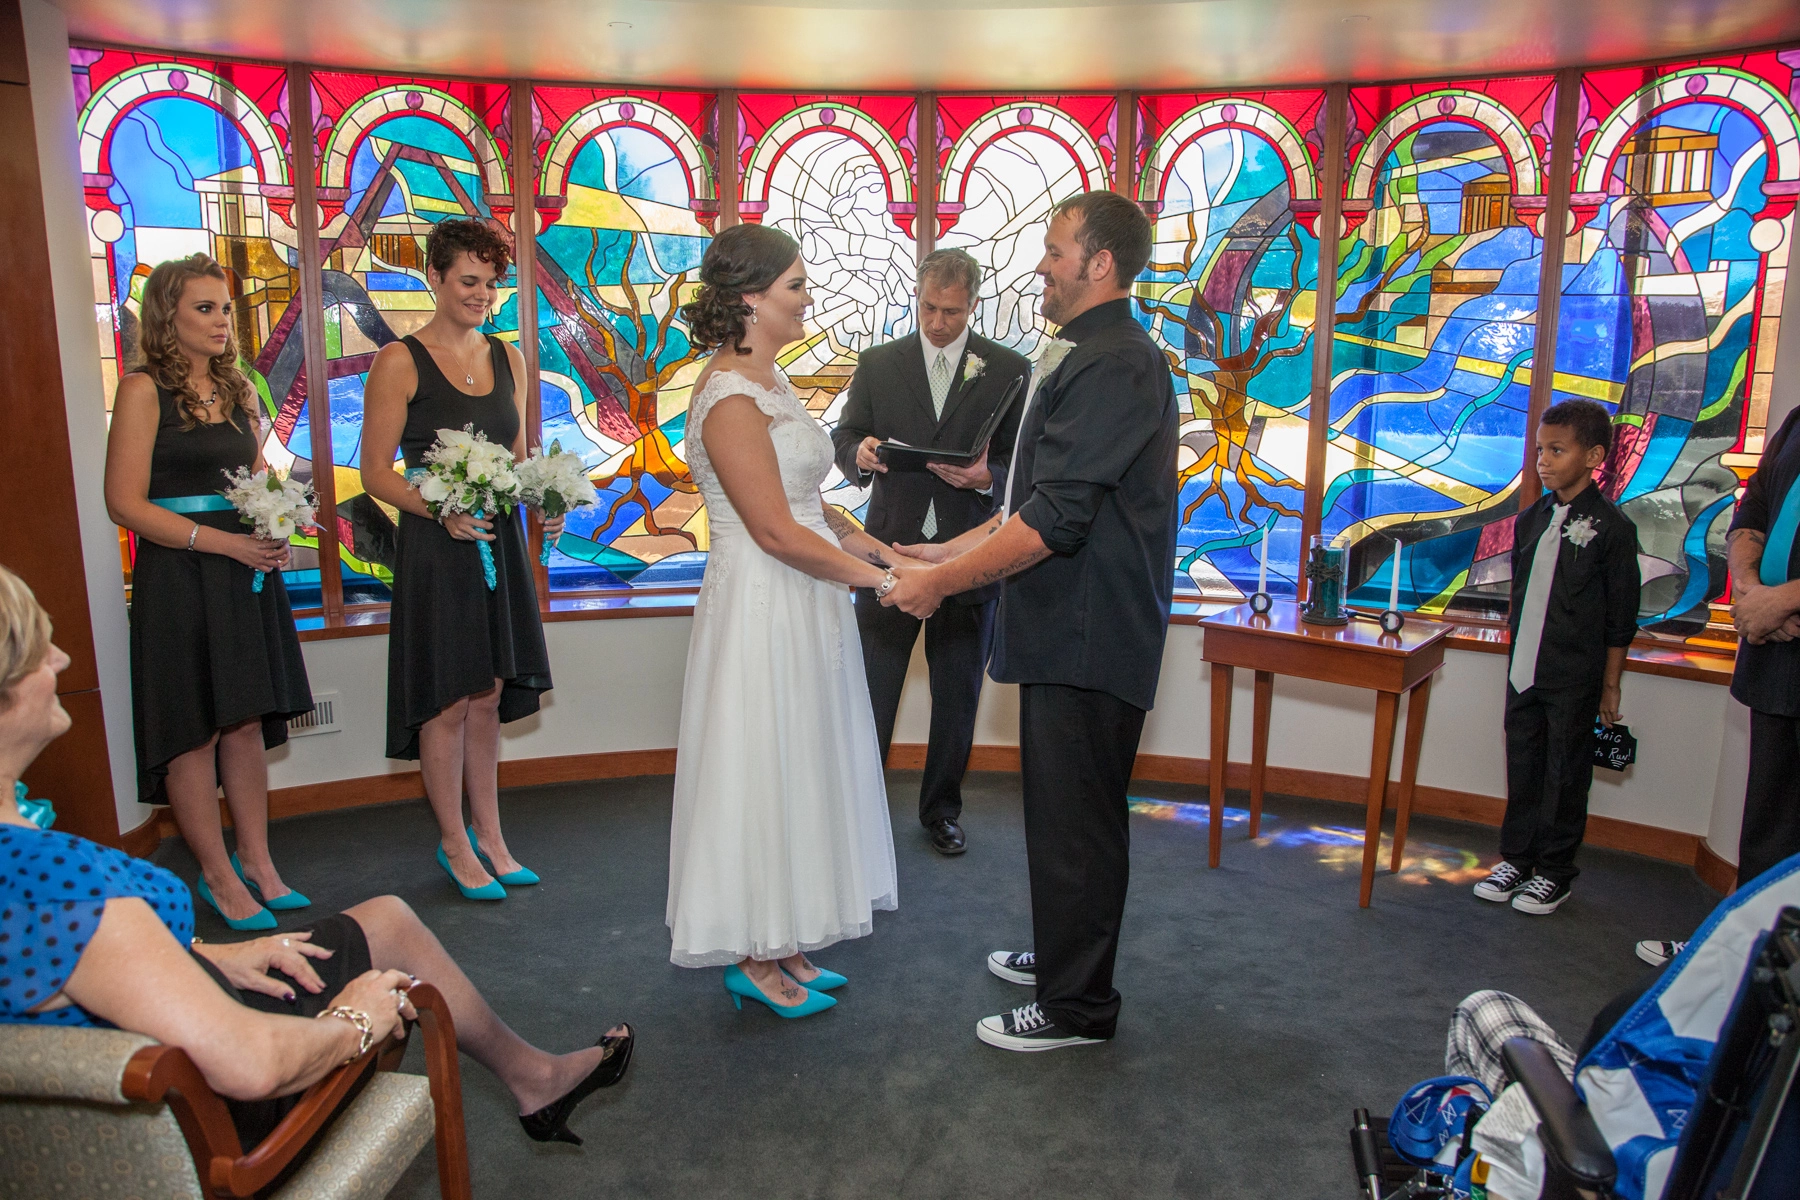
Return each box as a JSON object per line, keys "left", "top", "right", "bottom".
{"left": 1300, "top": 536, "right": 1349, "bottom": 626}
{"left": 1248, "top": 590, "right": 1274, "bottom": 615}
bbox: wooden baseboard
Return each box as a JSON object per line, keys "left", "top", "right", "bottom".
{"left": 116, "top": 742, "right": 1706, "bottom": 872}
{"left": 1694, "top": 838, "right": 1738, "bottom": 894}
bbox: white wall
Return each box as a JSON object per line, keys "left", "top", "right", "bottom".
{"left": 23, "top": 0, "right": 142, "bottom": 834}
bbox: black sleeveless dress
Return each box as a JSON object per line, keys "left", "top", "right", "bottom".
{"left": 385, "top": 336, "right": 551, "bottom": 759}
{"left": 128, "top": 379, "right": 313, "bottom": 804}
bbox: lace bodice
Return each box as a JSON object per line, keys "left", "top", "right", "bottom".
{"left": 684, "top": 368, "right": 833, "bottom": 542}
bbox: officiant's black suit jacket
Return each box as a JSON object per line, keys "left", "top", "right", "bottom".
{"left": 831, "top": 331, "right": 1029, "bottom": 605}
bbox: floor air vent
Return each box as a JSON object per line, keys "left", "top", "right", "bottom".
{"left": 287, "top": 691, "right": 340, "bottom": 737}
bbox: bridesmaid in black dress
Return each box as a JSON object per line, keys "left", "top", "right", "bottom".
{"left": 102, "top": 254, "right": 314, "bottom": 931}
{"left": 360, "top": 219, "right": 558, "bottom": 900}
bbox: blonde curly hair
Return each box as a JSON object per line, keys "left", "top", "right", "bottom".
{"left": 0, "top": 566, "right": 52, "bottom": 713}
{"left": 136, "top": 254, "right": 258, "bottom": 431}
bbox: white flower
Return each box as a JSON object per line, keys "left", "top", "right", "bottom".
{"left": 962, "top": 354, "right": 986, "bottom": 383}
{"left": 219, "top": 465, "right": 315, "bottom": 542}
{"left": 517, "top": 442, "right": 600, "bottom": 518}
{"left": 418, "top": 474, "right": 451, "bottom": 504}
{"left": 1033, "top": 337, "right": 1077, "bottom": 379}
{"left": 435, "top": 427, "right": 475, "bottom": 451}
{"left": 1564, "top": 515, "right": 1599, "bottom": 549}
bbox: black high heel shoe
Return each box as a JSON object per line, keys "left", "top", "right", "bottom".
{"left": 518, "top": 1025, "right": 635, "bottom": 1145}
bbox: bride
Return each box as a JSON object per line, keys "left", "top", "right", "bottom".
{"left": 666, "top": 224, "right": 912, "bottom": 1017}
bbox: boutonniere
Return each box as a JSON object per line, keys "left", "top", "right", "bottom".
{"left": 962, "top": 353, "right": 986, "bottom": 384}
{"left": 1033, "top": 337, "right": 1077, "bottom": 380}
{"left": 1564, "top": 515, "right": 1599, "bottom": 549}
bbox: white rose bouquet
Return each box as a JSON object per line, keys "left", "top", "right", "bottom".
{"left": 515, "top": 440, "right": 599, "bottom": 564}
{"left": 219, "top": 466, "right": 316, "bottom": 594}
{"left": 406, "top": 424, "right": 521, "bottom": 591}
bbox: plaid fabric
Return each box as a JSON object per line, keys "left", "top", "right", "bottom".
{"left": 1445, "top": 989, "right": 1576, "bottom": 1097}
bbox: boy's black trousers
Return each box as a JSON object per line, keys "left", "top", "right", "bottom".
{"left": 1502, "top": 681, "right": 1602, "bottom": 885}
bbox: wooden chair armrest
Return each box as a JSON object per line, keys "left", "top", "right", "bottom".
{"left": 409, "top": 983, "right": 473, "bottom": 1200}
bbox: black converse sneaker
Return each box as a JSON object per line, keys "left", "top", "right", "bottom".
{"left": 1512, "top": 875, "right": 1572, "bottom": 915}
{"left": 1473, "top": 861, "right": 1527, "bottom": 902}
{"left": 975, "top": 1002, "right": 1104, "bottom": 1052}
{"left": 1635, "top": 939, "right": 1687, "bottom": 967}
{"left": 987, "top": 950, "right": 1036, "bottom": 985}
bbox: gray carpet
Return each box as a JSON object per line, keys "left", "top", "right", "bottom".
{"left": 154, "top": 772, "right": 1721, "bottom": 1198}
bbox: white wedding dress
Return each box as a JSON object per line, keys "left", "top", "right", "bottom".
{"left": 666, "top": 368, "right": 898, "bottom": 967}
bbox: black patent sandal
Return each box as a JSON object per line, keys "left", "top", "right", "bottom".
{"left": 518, "top": 1025, "right": 635, "bottom": 1145}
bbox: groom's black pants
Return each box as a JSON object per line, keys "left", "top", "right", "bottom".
{"left": 1020, "top": 682, "right": 1146, "bottom": 1040}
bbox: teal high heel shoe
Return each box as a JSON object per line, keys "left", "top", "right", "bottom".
{"left": 194, "top": 875, "right": 277, "bottom": 931}
{"left": 722, "top": 963, "right": 836, "bottom": 1018}
{"left": 801, "top": 965, "right": 847, "bottom": 991}
{"left": 466, "top": 828, "right": 539, "bottom": 886}
{"left": 437, "top": 845, "right": 506, "bottom": 901}
{"left": 230, "top": 853, "right": 311, "bottom": 910}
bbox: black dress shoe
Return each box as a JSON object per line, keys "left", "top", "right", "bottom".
{"left": 926, "top": 819, "right": 967, "bottom": 856}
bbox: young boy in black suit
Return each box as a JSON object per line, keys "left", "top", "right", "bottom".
{"left": 1474, "top": 400, "right": 1641, "bottom": 915}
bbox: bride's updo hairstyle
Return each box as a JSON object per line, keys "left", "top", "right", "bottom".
{"left": 680, "top": 224, "right": 800, "bottom": 355}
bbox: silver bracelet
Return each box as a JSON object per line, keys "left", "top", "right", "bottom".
{"left": 186, "top": 523, "right": 200, "bottom": 551}
{"left": 316, "top": 1005, "right": 375, "bottom": 1063}
{"left": 875, "top": 569, "right": 898, "bottom": 598}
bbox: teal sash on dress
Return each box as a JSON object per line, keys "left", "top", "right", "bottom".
{"left": 1760, "top": 476, "right": 1800, "bottom": 585}
{"left": 151, "top": 494, "right": 235, "bottom": 514}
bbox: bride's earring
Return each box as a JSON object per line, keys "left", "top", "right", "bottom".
{"left": 749, "top": 306, "right": 758, "bottom": 325}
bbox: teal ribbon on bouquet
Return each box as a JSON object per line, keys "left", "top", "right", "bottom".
{"left": 1760, "top": 476, "right": 1800, "bottom": 585}
{"left": 152, "top": 495, "right": 271, "bottom": 593}
{"left": 405, "top": 470, "right": 497, "bottom": 591}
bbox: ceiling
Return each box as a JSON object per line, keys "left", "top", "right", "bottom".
{"left": 52, "top": 0, "right": 1800, "bottom": 91}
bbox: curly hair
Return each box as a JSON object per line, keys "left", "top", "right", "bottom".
{"left": 0, "top": 565, "right": 52, "bottom": 713}
{"left": 679, "top": 224, "right": 800, "bottom": 354}
{"left": 426, "top": 218, "right": 512, "bottom": 281}
{"left": 136, "top": 255, "right": 257, "bottom": 432}
{"left": 1540, "top": 399, "right": 1615, "bottom": 453}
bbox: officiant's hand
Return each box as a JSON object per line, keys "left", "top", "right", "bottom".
{"left": 882, "top": 561, "right": 942, "bottom": 619}
{"left": 856, "top": 436, "right": 888, "bottom": 475}
{"left": 927, "top": 447, "right": 992, "bottom": 491}
{"left": 443, "top": 512, "right": 496, "bottom": 542}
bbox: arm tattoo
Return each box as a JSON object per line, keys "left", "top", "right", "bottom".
{"left": 821, "top": 503, "right": 857, "bottom": 542}
{"left": 1729, "top": 528, "right": 1765, "bottom": 547}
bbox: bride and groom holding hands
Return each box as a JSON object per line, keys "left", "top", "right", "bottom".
{"left": 664, "top": 189, "right": 1179, "bottom": 1050}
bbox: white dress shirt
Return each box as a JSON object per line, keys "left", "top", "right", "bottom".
{"left": 920, "top": 326, "right": 971, "bottom": 384}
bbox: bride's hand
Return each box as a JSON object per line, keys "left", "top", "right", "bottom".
{"left": 882, "top": 560, "right": 942, "bottom": 619}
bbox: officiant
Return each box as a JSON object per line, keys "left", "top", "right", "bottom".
{"left": 831, "top": 250, "right": 1030, "bottom": 856}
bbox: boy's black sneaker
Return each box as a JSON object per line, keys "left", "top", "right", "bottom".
{"left": 987, "top": 950, "right": 1036, "bottom": 985}
{"left": 1512, "top": 876, "right": 1572, "bottom": 915}
{"left": 975, "top": 1002, "right": 1104, "bottom": 1053}
{"left": 1473, "top": 862, "right": 1527, "bottom": 902}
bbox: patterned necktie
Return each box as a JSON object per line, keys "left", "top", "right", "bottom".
{"left": 1509, "top": 503, "right": 1570, "bottom": 693}
{"left": 921, "top": 350, "right": 954, "bottom": 540}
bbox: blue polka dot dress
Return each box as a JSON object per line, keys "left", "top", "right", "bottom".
{"left": 0, "top": 823, "right": 192, "bottom": 1025}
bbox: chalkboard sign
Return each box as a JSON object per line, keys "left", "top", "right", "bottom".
{"left": 1593, "top": 722, "right": 1638, "bottom": 771}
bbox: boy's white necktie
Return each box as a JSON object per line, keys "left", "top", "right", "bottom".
{"left": 1509, "top": 502, "right": 1571, "bottom": 694}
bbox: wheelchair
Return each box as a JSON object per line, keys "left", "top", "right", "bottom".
{"left": 1350, "top": 905, "right": 1800, "bottom": 1200}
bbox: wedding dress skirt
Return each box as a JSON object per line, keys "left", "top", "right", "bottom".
{"left": 666, "top": 370, "right": 898, "bottom": 967}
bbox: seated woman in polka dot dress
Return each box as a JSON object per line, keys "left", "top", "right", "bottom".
{"left": 0, "top": 565, "right": 631, "bottom": 1149}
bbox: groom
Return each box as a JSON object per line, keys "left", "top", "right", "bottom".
{"left": 883, "top": 191, "right": 1178, "bottom": 1051}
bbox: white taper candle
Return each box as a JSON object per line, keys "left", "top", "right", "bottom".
{"left": 1389, "top": 537, "right": 1401, "bottom": 612}
{"left": 1258, "top": 526, "right": 1269, "bottom": 595}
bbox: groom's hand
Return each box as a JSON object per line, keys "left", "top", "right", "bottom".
{"left": 892, "top": 540, "right": 953, "bottom": 564}
{"left": 883, "top": 561, "right": 942, "bottom": 618}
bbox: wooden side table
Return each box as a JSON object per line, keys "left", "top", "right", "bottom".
{"left": 1197, "top": 602, "right": 1450, "bottom": 906}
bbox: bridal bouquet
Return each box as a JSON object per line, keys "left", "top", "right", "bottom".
{"left": 515, "top": 440, "right": 599, "bottom": 564}
{"left": 408, "top": 425, "right": 521, "bottom": 590}
{"left": 220, "top": 466, "right": 316, "bottom": 594}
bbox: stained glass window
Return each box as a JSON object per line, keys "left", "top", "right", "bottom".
{"left": 935, "top": 95, "right": 1115, "bottom": 359}
{"left": 1139, "top": 90, "right": 1325, "bottom": 600}
{"left": 71, "top": 50, "right": 319, "bottom": 601}
{"left": 532, "top": 86, "right": 718, "bottom": 588}
{"left": 738, "top": 94, "right": 920, "bottom": 519}
{"left": 1559, "top": 51, "right": 1800, "bottom": 635}
{"left": 308, "top": 71, "right": 515, "bottom": 602}
{"left": 1328, "top": 76, "right": 1557, "bottom": 618}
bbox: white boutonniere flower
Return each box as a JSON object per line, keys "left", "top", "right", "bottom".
{"left": 962, "top": 353, "right": 986, "bottom": 384}
{"left": 1564, "top": 515, "right": 1598, "bottom": 549}
{"left": 1033, "top": 337, "right": 1077, "bottom": 380}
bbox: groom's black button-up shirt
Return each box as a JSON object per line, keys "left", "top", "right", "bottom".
{"left": 991, "top": 298, "right": 1179, "bottom": 712}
